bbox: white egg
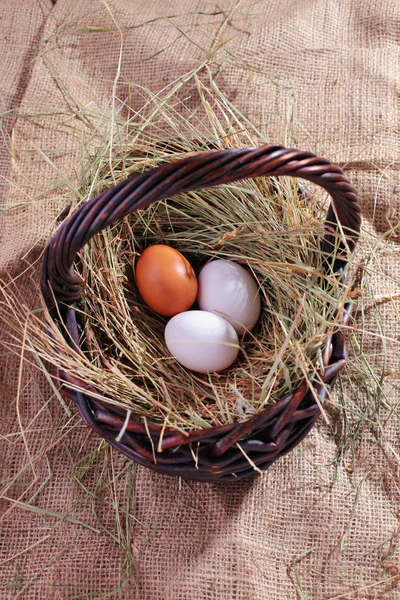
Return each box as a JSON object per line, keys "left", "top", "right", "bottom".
{"left": 197, "top": 260, "right": 261, "bottom": 335}
{"left": 164, "top": 310, "right": 239, "bottom": 373}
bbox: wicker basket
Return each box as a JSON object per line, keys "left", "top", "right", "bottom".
{"left": 41, "top": 145, "right": 361, "bottom": 482}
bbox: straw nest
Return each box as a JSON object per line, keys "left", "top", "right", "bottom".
{"left": 11, "top": 81, "right": 349, "bottom": 433}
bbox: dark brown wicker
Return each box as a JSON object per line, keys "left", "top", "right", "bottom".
{"left": 41, "top": 145, "right": 361, "bottom": 482}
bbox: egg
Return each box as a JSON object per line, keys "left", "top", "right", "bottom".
{"left": 135, "top": 245, "right": 198, "bottom": 316}
{"left": 164, "top": 310, "right": 239, "bottom": 373}
{"left": 197, "top": 260, "right": 261, "bottom": 335}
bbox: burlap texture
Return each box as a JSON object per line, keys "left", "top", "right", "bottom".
{"left": 1, "top": 1, "right": 399, "bottom": 598}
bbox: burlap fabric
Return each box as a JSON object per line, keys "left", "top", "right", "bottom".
{"left": 1, "top": 1, "right": 399, "bottom": 598}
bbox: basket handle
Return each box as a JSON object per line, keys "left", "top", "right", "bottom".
{"left": 41, "top": 144, "right": 360, "bottom": 311}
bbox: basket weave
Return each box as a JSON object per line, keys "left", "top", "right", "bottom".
{"left": 41, "top": 145, "right": 361, "bottom": 482}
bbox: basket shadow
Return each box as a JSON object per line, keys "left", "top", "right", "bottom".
{"left": 142, "top": 467, "right": 260, "bottom": 550}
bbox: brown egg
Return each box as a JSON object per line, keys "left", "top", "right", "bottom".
{"left": 135, "top": 245, "right": 198, "bottom": 316}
